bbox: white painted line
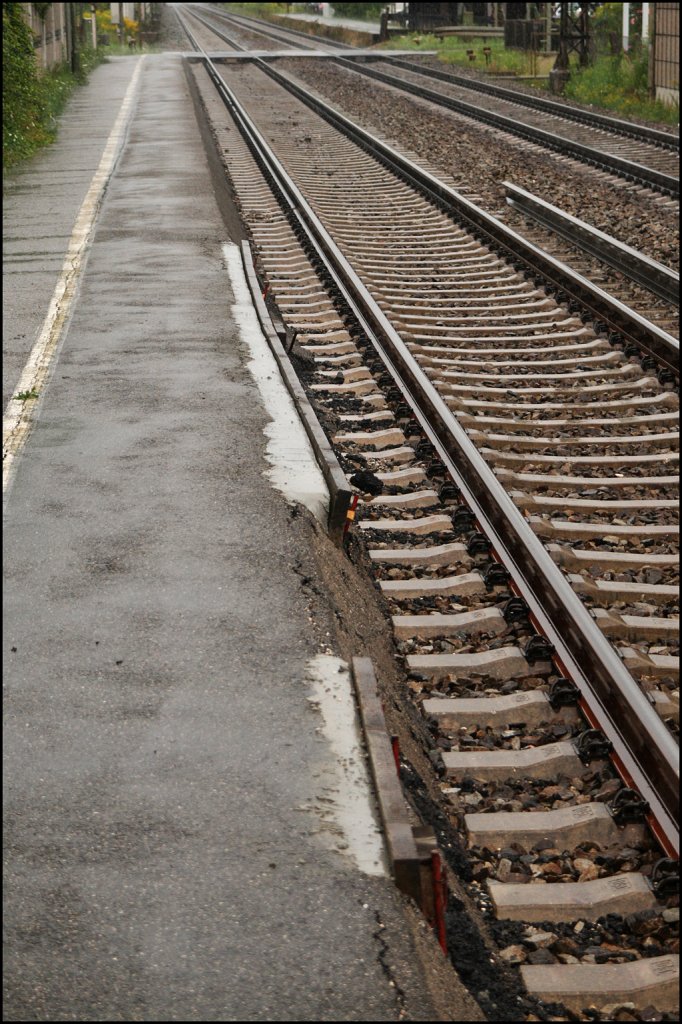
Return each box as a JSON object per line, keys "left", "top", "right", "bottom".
{"left": 306, "top": 655, "right": 387, "bottom": 876}
{"left": 2, "top": 57, "right": 145, "bottom": 500}
{"left": 222, "top": 242, "right": 330, "bottom": 524}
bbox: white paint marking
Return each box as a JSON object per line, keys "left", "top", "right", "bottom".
{"left": 222, "top": 242, "right": 329, "bottom": 524}
{"left": 306, "top": 654, "right": 387, "bottom": 877}
{"left": 3, "top": 57, "right": 145, "bottom": 500}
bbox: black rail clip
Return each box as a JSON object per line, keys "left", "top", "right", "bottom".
{"left": 548, "top": 677, "right": 580, "bottom": 710}
{"left": 466, "top": 532, "right": 491, "bottom": 558}
{"left": 609, "top": 787, "right": 650, "bottom": 825}
{"left": 651, "top": 858, "right": 679, "bottom": 899}
{"left": 576, "top": 728, "right": 613, "bottom": 764}
{"left": 658, "top": 368, "right": 677, "bottom": 387}
{"left": 523, "top": 635, "right": 555, "bottom": 664}
{"left": 483, "top": 562, "right": 511, "bottom": 590}
{"left": 452, "top": 507, "right": 476, "bottom": 535}
{"left": 640, "top": 355, "right": 658, "bottom": 372}
{"left": 415, "top": 439, "right": 432, "bottom": 460}
{"left": 624, "top": 343, "right": 641, "bottom": 359}
{"left": 503, "top": 596, "right": 530, "bottom": 625}
{"left": 349, "top": 470, "right": 384, "bottom": 497}
{"left": 438, "top": 481, "right": 461, "bottom": 503}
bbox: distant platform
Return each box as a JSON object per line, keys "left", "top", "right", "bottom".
{"left": 274, "top": 12, "right": 382, "bottom": 34}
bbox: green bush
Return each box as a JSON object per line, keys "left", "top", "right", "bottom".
{"left": 3, "top": 4, "right": 104, "bottom": 172}
{"left": 379, "top": 33, "right": 534, "bottom": 76}
{"left": 3, "top": 3, "right": 46, "bottom": 166}
{"left": 565, "top": 51, "right": 679, "bottom": 125}
{"left": 330, "top": 3, "right": 384, "bottom": 19}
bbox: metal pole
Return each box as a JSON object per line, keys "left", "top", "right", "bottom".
{"left": 67, "top": 3, "right": 79, "bottom": 73}
{"left": 91, "top": 4, "right": 97, "bottom": 48}
{"left": 579, "top": 6, "right": 589, "bottom": 66}
{"left": 641, "top": 2, "right": 649, "bottom": 44}
{"left": 64, "top": 2, "right": 70, "bottom": 66}
{"left": 622, "top": 2, "right": 630, "bottom": 52}
{"left": 647, "top": 3, "right": 656, "bottom": 96}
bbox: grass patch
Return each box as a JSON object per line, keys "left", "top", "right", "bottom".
{"left": 564, "top": 52, "right": 679, "bottom": 125}
{"left": 15, "top": 388, "right": 40, "bottom": 402}
{"left": 217, "top": 2, "right": 288, "bottom": 17}
{"left": 378, "top": 33, "right": 549, "bottom": 76}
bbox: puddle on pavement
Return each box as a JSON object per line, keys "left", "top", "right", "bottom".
{"left": 222, "top": 243, "right": 329, "bottom": 526}
{"left": 305, "top": 654, "right": 387, "bottom": 877}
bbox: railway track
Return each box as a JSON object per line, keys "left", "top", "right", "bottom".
{"left": 191, "top": 3, "right": 679, "bottom": 199}
{"left": 504, "top": 183, "right": 679, "bottom": 309}
{"left": 177, "top": 7, "right": 679, "bottom": 1018}
{"left": 184, "top": 3, "right": 679, "bottom": 341}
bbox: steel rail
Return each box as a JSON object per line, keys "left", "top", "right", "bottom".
{"left": 195, "top": 4, "right": 354, "bottom": 49}
{"left": 200, "top": 6, "right": 680, "bottom": 187}
{"left": 254, "top": 60, "right": 679, "bottom": 375}
{"left": 177, "top": 10, "right": 679, "bottom": 856}
{"left": 330, "top": 56, "right": 679, "bottom": 199}
{"left": 505, "top": 181, "right": 680, "bottom": 307}
{"left": 381, "top": 55, "right": 679, "bottom": 153}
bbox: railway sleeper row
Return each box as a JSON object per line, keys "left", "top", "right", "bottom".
{"left": 191, "top": 4, "right": 680, "bottom": 201}
{"left": 185, "top": 35, "right": 679, "bottom": 1021}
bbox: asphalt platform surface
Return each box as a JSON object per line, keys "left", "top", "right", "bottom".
{"left": 3, "top": 51, "right": 481, "bottom": 1022}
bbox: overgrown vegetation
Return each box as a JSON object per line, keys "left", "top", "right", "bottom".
{"left": 3, "top": 3, "right": 104, "bottom": 173}
{"left": 95, "top": 6, "right": 141, "bottom": 50}
{"left": 379, "top": 33, "right": 548, "bottom": 77}
{"left": 564, "top": 51, "right": 678, "bottom": 125}
{"left": 563, "top": 2, "right": 679, "bottom": 124}
{"left": 379, "top": 1, "right": 678, "bottom": 125}
{"left": 3, "top": 3, "right": 45, "bottom": 168}
{"left": 330, "top": 3, "right": 384, "bottom": 19}
{"left": 219, "top": 2, "right": 288, "bottom": 17}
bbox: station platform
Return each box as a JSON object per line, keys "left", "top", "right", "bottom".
{"left": 3, "top": 51, "right": 479, "bottom": 1022}
{"left": 275, "top": 11, "right": 382, "bottom": 36}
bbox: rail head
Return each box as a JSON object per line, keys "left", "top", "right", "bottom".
{"left": 505, "top": 181, "right": 681, "bottom": 309}
{"left": 383, "top": 54, "right": 680, "bottom": 153}
{"left": 332, "top": 55, "right": 679, "bottom": 200}
{"left": 261, "top": 59, "right": 680, "bottom": 377}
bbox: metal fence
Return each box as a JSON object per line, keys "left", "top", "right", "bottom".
{"left": 652, "top": 3, "right": 679, "bottom": 104}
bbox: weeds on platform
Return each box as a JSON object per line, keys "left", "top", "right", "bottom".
{"left": 15, "top": 389, "right": 40, "bottom": 402}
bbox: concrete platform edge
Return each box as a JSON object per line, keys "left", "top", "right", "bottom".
{"left": 240, "top": 240, "right": 353, "bottom": 544}
{"left": 351, "top": 656, "right": 431, "bottom": 910}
